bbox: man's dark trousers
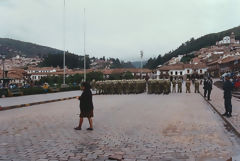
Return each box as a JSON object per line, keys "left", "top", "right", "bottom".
{"left": 224, "top": 97, "right": 232, "bottom": 115}
{"left": 204, "top": 89, "right": 207, "bottom": 97}
{"left": 207, "top": 89, "right": 211, "bottom": 100}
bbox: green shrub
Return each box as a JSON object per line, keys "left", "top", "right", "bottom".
{"left": 20, "top": 87, "right": 45, "bottom": 95}
{"left": 0, "top": 89, "right": 8, "bottom": 97}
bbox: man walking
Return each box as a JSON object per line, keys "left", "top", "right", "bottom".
{"left": 222, "top": 75, "right": 233, "bottom": 118}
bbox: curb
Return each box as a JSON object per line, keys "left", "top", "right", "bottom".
{"left": 200, "top": 92, "right": 240, "bottom": 138}
{"left": 0, "top": 96, "right": 77, "bottom": 111}
{"left": 0, "top": 93, "right": 98, "bottom": 112}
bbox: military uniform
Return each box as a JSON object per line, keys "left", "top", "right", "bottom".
{"left": 186, "top": 80, "right": 191, "bottom": 93}
{"left": 194, "top": 79, "right": 200, "bottom": 93}
{"left": 172, "top": 80, "right": 176, "bottom": 93}
{"left": 177, "top": 79, "right": 182, "bottom": 93}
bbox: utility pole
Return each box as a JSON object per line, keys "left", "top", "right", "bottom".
{"left": 84, "top": 8, "right": 86, "bottom": 82}
{"left": 63, "top": 0, "right": 66, "bottom": 85}
{"left": 140, "top": 51, "right": 143, "bottom": 79}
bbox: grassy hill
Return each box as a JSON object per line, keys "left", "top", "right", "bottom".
{"left": 0, "top": 38, "right": 62, "bottom": 58}
{"left": 144, "top": 25, "right": 240, "bottom": 69}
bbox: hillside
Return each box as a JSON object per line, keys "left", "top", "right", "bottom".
{"left": 144, "top": 25, "right": 240, "bottom": 69}
{"left": 0, "top": 38, "right": 62, "bottom": 58}
{"left": 0, "top": 38, "right": 135, "bottom": 69}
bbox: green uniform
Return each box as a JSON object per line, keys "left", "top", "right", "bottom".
{"left": 172, "top": 80, "right": 176, "bottom": 93}
{"left": 186, "top": 80, "right": 191, "bottom": 93}
{"left": 195, "top": 80, "right": 200, "bottom": 93}
{"left": 177, "top": 80, "right": 182, "bottom": 93}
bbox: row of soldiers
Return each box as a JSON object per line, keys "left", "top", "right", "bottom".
{"left": 95, "top": 80, "right": 146, "bottom": 95}
{"left": 171, "top": 79, "right": 200, "bottom": 93}
{"left": 147, "top": 80, "right": 171, "bottom": 94}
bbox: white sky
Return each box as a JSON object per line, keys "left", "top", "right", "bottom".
{"left": 0, "top": 0, "right": 240, "bottom": 61}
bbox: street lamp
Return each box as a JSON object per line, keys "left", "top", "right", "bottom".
{"left": 63, "top": 0, "right": 66, "bottom": 85}
{"left": 83, "top": 8, "right": 86, "bottom": 82}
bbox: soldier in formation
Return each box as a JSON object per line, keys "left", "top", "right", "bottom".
{"left": 194, "top": 79, "right": 200, "bottom": 93}
{"left": 186, "top": 79, "right": 191, "bottom": 93}
{"left": 172, "top": 79, "right": 176, "bottom": 93}
{"left": 177, "top": 79, "right": 182, "bottom": 93}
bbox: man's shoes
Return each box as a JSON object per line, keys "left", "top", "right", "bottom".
{"left": 208, "top": 99, "right": 211, "bottom": 101}
{"left": 74, "top": 127, "right": 82, "bottom": 130}
{"left": 87, "top": 128, "right": 93, "bottom": 131}
{"left": 227, "top": 114, "right": 232, "bottom": 118}
{"left": 222, "top": 113, "right": 228, "bottom": 116}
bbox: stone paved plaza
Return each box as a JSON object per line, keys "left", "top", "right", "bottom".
{"left": 0, "top": 91, "right": 240, "bottom": 161}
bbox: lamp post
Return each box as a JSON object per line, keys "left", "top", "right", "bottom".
{"left": 83, "top": 8, "right": 86, "bottom": 82}
{"left": 63, "top": 0, "right": 66, "bottom": 85}
{"left": 140, "top": 51, "right": 143, "bottom": 79}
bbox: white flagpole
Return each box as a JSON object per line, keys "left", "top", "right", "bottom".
{"left": 63, "top": 0, "right": 66, "bottom": 85}
{"left": 140, "top": 51, "right": 143, "bottom": 79}
{"left": 84, "top": 8, "right": 86, "bottom": 82}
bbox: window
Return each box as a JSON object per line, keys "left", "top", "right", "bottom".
{"left": 187, "top": 69, "right": 190, "bottom": 73}
{"left": 175, "top": 71, "right": 178, "bottom": 75}
{"left": 200, "top": 70, "right": 202, "bottom": 74}
{"left": 171, "top": 72, "right": 173, "bottom": 75}
{"left": 180, "top": 72, "right": 182, "bottom": 75}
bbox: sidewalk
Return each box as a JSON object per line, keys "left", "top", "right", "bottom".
{"left": 199, "top": 82, "right": 240, "bottom": 136}
{"left": 0, "top": 90, "right": 82, "bottom": 110}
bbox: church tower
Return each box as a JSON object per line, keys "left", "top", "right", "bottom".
{"left": 230, "top": 32, "right": 235, "bottom": 44}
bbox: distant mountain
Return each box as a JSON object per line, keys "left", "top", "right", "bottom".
{"left": 0, "top": 38, "right": 62, "bottom": 58}
{"left": 144, "top": 25, "right": 240, "bottom": 69}
{"left": 131, "top": 61, "right": 147, "bottom": 68}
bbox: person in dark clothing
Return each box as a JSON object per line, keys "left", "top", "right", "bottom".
{"left": 203, "top": 77, "right": 212, "bottom": 101}
{"left": 74, "top": 82, "right": 94, "bottom": 130}
{"left": 222, "top": 76, "right": 233, "bottom": 118}
{"left": 205, "top": 77, "right": 213, "bottom": 101}
{"left": 203, "top": 78, "right": 208, "bottom": 98}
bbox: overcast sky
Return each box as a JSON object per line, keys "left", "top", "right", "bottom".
{"left": 0, "top": 0, "right": 239, "bottom": 61}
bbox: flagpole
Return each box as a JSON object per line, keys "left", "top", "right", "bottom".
{"left": 63, "top": 0, "right": 66, "bottom": 85}
{"left": 140, "top": 51, "right": 143, "bottom": 79}
{"left": 84, "top": 8, "right": 86, "bottom": 82}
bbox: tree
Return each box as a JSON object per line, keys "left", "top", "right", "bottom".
{"left": 123, "top": 71, "right": 134, "bottom": 79}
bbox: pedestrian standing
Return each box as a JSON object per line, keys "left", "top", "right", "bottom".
{"left": 74, "top": 82, "right": 94, "bottom": 130}
{"left": 222, "top": 76, "right": 233, "bottom": 118}
{"left": 203, "top": 78, "right": 207, "bottom": 97}
{"left": 206, "top": 77, "right": 213, "bottom": 101}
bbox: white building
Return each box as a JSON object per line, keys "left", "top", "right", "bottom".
{"left": 157, "top": 63, "right": 207, "bottom": 80}
{"left": 216, "top": 32, "right": 240, "bottom": 45}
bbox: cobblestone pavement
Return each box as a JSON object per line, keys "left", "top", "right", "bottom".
{"left": 0, "top": 91, "right": 240, "bottom": 161}
{"left": 0, "top": 90, "right": 82, "bottom": 107}
{"left": 199, "top": 80, "right": 240, "bottom": 135}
